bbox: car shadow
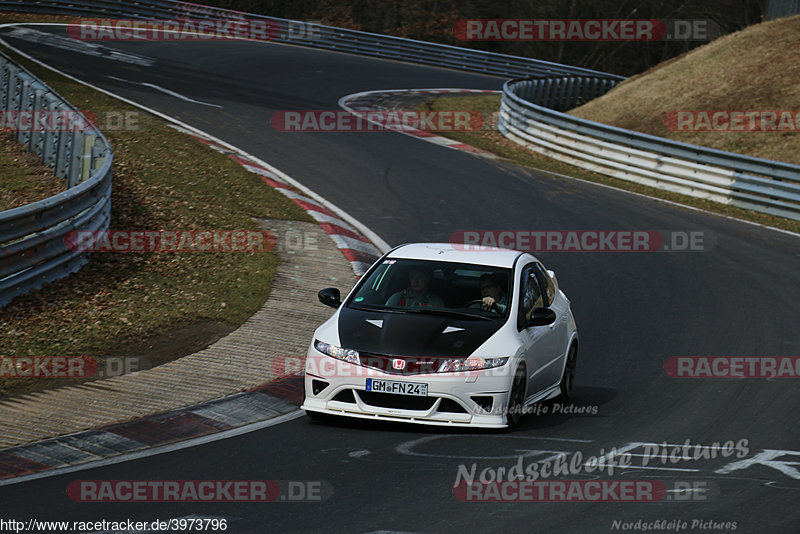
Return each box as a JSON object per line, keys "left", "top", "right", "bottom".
{"left": 514, "top": 386, "right": 617, "bottom": 432}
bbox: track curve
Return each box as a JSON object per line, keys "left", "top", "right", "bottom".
{"left": 1, "top": 24, "right": 799, "bottom": 533}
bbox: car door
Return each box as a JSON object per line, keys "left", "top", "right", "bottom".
{"left": 532, "top": 262, "right": 570, "bottom": 389}
{"left": 516, "top": 263, "right": 561, "bottom": 399}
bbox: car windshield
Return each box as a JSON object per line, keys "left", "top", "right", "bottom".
{"left": 347, "top": 258, "right": 512, "bottom": 319}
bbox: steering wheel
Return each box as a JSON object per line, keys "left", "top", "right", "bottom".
{"left": 465, "top": 299, "right": 488, "bottom": 309}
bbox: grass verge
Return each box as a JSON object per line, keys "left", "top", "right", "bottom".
{"left": 0, "top": 131, "right": 64, "bottom": 211}
{"left": 0, "top": 14, "right": 312, "bottom": 398}
{"left": 420, "top": 94, "right": 800, "bottom": 235}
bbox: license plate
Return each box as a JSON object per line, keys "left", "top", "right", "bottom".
{"left": 366, "top": 378, "right": 428, "bottom": 396}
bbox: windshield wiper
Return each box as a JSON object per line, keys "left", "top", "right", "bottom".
{"left": 411, "top": 308, "right": 495, "bottom": 321}
{"left": 349, "top": 303, "right": 495, "bottom": 321}
{"left": 348, "top": 303, "right": 403, "bottom": 313}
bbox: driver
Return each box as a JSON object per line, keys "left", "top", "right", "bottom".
{"left": 479, "top": 273, "right": 508, "bottom": 314}
{"left": 386, "top": 267, "right": 444, "bottom": 308}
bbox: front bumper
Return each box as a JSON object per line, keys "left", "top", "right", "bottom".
{"left": 300, "top": 349, "right": 516, "bottom": 428}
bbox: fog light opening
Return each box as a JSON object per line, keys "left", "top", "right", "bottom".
{"left": 312, "top": 379, "right": 329, "bottom": 396}
{"left": 471, "top": 396, "right": 494, "bottom": 413}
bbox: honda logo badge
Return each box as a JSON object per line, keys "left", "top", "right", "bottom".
{"left": 392, "top": 359, "right": 406, "bottom": 370}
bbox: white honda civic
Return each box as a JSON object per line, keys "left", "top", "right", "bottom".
{"left": 301, "top": 243, "right": 579, "bottom": 428}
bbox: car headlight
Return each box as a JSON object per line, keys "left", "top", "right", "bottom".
{"left": 437, "top": 357, "right": 509, "bottom": 373}
{"left": 314, "top": 340, "right": 360, "bottom": 365}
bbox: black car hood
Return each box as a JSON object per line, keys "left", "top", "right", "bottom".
{"left": 338, "top": 305, "right": 504, "bottom": 357}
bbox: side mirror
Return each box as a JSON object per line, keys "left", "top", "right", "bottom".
{"left": 318, "top": 287, "right": 341, "bottom": 308}
{"left": 528, "top": 307, "right": 556, "bottom": 326}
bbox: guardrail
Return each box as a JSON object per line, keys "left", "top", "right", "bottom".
{"left": 0, "top": 0, "right": 616, "bottom": 309}
{"left": 499, "top": 77, "right": 800, "bottom": 221}
{"left": 0, "top": 50, "right": 112, "bottom": 308}
{"left": 0, "top": 0, "right": 794, "bottom": 312}
{"left": 0, "top": 0, "right": 625, "bottom": 80}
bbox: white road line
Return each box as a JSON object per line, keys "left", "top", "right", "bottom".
{"left": 340, "top": 88, "right": 800, "bottom": 239}
{"left": 395, "top": 434, "right": 590, "bottom": 460}
{"left": 619, "top": 465, "right": 701, "bottom": 472}
{"left": 327, "top": 233, "right": 381, "bottom": 255}
{"left": 5, "top": 26, "right": 154, "bottom": 67}
{"left": 306, "top": 210, "right": 357, "bottom": 232}
{"left": 497, "top": 435, "right": 594, "bottom": 443}
{"left": 0, "top": 22, "right": 390, "bottom": 255}
{"left": 107, "top": 75, "right": 223, "bottom": 108}
{"left": 0, "top": 411, "right": 305, "bottom": 487}
{"left": 277, "top": 188, "right": 325, "bottom": 208}
{"left": 339, "top": 89, "right": 497, "bottom": 157}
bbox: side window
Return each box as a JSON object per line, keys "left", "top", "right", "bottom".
{"left": 518, "top": 265, "right": 544, "bottom": 329}
{"left": 533, "top": 263, "right": 556, "bottom": 307}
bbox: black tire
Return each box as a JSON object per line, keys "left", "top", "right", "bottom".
{"left": 559, "top": 343, "right": 578, "bottom": 401}
{"left": 506, "top": 364, "right": 527, "bottom": 428}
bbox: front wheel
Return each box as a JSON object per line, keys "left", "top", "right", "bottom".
{"left": 559, "top": 343, "right": 578, "bottom": 401}
{"left": 506, "top": 364, "right": 527, "bottom": 428}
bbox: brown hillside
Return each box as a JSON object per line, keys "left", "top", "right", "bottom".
{"left": 571, "top": 15, "right": 800, "bottom": 165}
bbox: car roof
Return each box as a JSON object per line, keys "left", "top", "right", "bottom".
{"left": 387, "top": 242, "right": 528, "bottom": 268}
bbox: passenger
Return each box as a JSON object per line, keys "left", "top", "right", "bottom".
{"left": 386, "top": 268, "right": 444, "bottom": 308}
{"left": 479, "top": 273, "right": 508, "bottom": 314}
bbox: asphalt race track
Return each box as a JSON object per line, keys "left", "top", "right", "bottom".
{"left": 1, "top": 25, "right": 799, "bottom": 533}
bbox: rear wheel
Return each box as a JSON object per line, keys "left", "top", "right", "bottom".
{"left": 506, "top": 364, "right": 527, "bottom": 428}
{"left": 559, "top": 343, "right": 578, "bottom": 401}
